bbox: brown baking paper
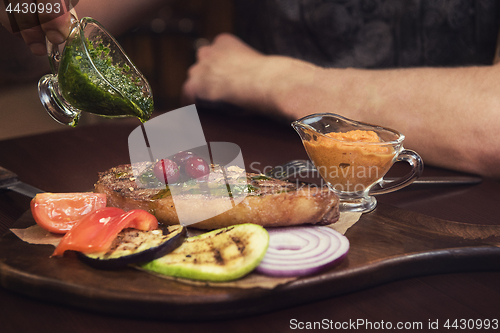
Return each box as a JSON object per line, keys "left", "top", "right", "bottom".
{"left": 10, "top": 211, "right": 362, "bottom": 289}
{"left": 10, "top": 225, "right": 63, "bottom": 247}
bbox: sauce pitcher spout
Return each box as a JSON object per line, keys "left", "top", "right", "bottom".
{"left": 291, "top": 120, "right": 318, "bottom": 143}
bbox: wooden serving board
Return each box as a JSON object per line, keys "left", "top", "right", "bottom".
{"left": 0, "top": 203, "right": 499, "bottom": 321}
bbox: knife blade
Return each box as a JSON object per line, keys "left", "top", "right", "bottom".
{"left": 0, "top": 166, "right": 44, "bottom": 198}
{"left": 384, "top": 176, "right": 482, "bottom": 186}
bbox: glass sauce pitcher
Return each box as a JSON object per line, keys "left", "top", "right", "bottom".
{"left": 293, "top": 113, "right": 424, "bottom": 213}
{"left": 38, "top": 16, "right": 153, "bottom": 127}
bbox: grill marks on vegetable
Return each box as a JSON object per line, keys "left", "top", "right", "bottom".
{"left": 104, "top": 228, "right": 165, "bottom": 256}
{"left": 78, "top": 225, "right": 186, "bottom": 269}
{"left": 231, "top": 236, "right": 246, "bottom": 253}
{"left": 213, "top": 249, "right": 224, "bottom": 265}
{"left": 176, "top": 228, "right": 248, "bottom": 266}
{"left": 140, "top": 223, "right": 269, "bottom": 282}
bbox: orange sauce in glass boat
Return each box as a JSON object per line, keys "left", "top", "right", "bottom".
{"left": 303, "top": 130, "right": 396, "bottom": 192}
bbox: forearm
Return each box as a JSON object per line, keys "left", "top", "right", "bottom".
{"left": 268, "top": 58, "right": 500, "bottom": 177}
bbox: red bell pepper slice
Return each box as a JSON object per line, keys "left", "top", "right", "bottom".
{"left": 52, "top": 207, "right": 158, "bottom": 257}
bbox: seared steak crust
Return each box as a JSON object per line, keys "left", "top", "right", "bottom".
{"left": 94, "top": 164, "right": 339, "bottom": 229}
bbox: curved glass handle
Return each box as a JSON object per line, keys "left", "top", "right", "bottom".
{"left": 46, "top": 12, "right": 79, "bottom": 74}
{"left": 370, "top": 149, "right": 424, "bottom": 196}
{"left": 38, "top": 12, "right": 81, "bottom": 127}
{"left": 46, "top": 35, "right": 61, "bottom": 74}
{"left": 38, "top": 74, "right": 81, "bottom": 126}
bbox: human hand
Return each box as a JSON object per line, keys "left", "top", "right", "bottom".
{"left": 182, "top": 33, "right": 273, "bottom": 111}
{"left": 0, "top": 0, "right": 75, "bottom": 56}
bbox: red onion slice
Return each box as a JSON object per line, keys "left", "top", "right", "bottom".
{"left": 256, "top": 226, "right": 349, "bottom": 277}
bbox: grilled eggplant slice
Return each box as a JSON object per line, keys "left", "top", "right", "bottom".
{"left": 140, "top": 223, "right": 269, "bottom": 282}
{"left": 78, "top": 225, "right": 186, "bottom": 269}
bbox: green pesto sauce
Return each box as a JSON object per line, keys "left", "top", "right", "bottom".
{"left": 58, "top": 37, "right": 153, "bottom": 122}
{"left": 140, "top": 173, "right": 257, "bottom": 199}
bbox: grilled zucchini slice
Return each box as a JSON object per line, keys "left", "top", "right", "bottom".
{"left": 140, "top": 223, "right": 269, "bottom": 281}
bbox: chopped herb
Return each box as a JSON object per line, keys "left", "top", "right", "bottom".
{"left": 251, "top": 174, "right": 272, "bottom": 181}
{"left": 115, "top": 172, "right": 128, "bottom": 179}
{"left": 139, "top": 170, "right": 164, "bottom": 187}
{"left": 151, "top": 188, "right": 171, "bottom": 200}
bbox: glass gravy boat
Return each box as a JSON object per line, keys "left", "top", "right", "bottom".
{"left": 38, "top": 16, "right": 153, "bottom": 127}
{"left": 292, "top": 113, "right": 423, "bottom": 213}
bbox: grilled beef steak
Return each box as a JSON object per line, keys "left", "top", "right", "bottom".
{"left": 94, "top": 163, "right": 339, "bottom": 229}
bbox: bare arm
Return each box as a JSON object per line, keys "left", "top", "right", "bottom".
{"left": 274, "top": 61, "right": 500, "bottom": 178}
{"left": 183, "top": 34, "right": 500, "bottom": 178}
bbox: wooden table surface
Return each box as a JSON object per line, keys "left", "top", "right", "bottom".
{"left": 0, "top": 108, "right": 499, "bottom": 332}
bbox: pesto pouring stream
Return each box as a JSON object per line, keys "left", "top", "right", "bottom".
{"left": 58, "top": 34, "right": 153, "bottom": 122}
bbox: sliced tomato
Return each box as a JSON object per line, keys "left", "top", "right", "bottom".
{"left": 52, "top": 208, "right": 158, "bottom": 257}
{"left": 31, "top": 193, "right": 107, "bottom": 234}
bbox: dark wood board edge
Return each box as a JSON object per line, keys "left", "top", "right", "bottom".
{"left": 1, "top": 243, "right": 499, "bottom": 321}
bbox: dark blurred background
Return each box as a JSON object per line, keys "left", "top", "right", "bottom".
{"left": 0, "top": 0, "right": 234, "bottom": 140}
